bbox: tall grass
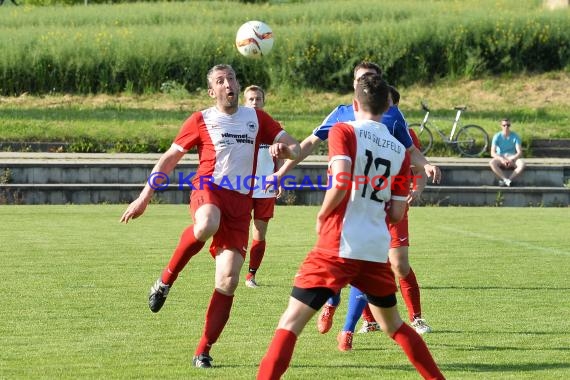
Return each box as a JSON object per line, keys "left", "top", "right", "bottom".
{"left": 1, "top": 71, "right": 569, "bottom": 153}
{"left": 0, "top": 0, "right": 568, "bottom": 95}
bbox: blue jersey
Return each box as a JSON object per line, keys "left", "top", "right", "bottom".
{"left": 382, "top": 106, "right": 409, "bottom": 141}
{"left": 313, "top": 104, "right": 413, "bottom": 149}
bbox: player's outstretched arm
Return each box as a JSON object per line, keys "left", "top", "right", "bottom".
{"left": 276, "top": 134, "right": 322, "bottom": 177}
{"left": 265, "top": 134, "right": 322, "bottom": 193}
{"left": 120, "top": 146, "right": 185, "bottom": 223}
{"left": 269, "top": 133, "right": 300, "bottom": 161}
{"left": 408, "top": 146, "right": 441, "bottom": 184}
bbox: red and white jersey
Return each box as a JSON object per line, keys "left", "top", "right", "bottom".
{"left": 252, "top": 145, "right": 277, "bottom": 198}
{"left": 172, "top": 106, "right": 285, "bottom": 195}
{"left": 314, "top": 120, "right": 411, "bottom": 263}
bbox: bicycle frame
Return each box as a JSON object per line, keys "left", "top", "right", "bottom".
{"left": 448, "top": 108, "right": 464, "bottom": 141}
{"left": 420, "top": 104, "right": 465, "bottom": 143}
{"left": 412, "top": 102, "right": 489, "bottom": 157}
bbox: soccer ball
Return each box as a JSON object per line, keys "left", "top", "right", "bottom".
{"left": 235, "top": 20, "right": 274, "bottom": 59}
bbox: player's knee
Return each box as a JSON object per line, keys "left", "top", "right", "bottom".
{"left": 392, "top": 262, "right": 410, "bottom": 278}
{"left": 194, "top": 220, "right": 219, "bottom": 239}
{"left": 216, "top": 274, "right": 239, "bottom": 293}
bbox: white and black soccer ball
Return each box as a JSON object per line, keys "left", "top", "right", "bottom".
{"left": 235, "top": 20, "right": 274, "bottom": 59}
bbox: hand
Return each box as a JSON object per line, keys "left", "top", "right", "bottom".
{"left": 264, "top": 172, "right": 281, "bottom": 193}
{"left": 275, "top": 184, "right": 283, "bottom": 199}
{"left": 408, "top": 189, "right": 423, "bottom": 204}
{"left": 424, "top": 164, "right": 441, "bottom": 184}
{"left": 120, "top": 197, "right": 149, "bottom": 223}
{"left": 269, "top": 142, "right": 293, "bottom": 159}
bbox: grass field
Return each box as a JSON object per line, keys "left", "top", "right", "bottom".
{"left": 1, "top": 205, "right": 569, "bottom": 379}
{"left": 1, "top": 70, "right": 570, "bottom": 156}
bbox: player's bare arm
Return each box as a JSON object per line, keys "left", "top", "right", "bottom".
{"left": 120, "top": 146, "right": 185, "bottom": 224}
{"left": 277, "top": 134, "right": 322, "bottom": 177}
{"left": 408, "top": 145, "right": 441, "bottom": 184}
{"left": 316, "top": 158, "right": 350, "bottom": 234}
{"left": 408, "top": 165, "right": 427, "bottom": 204}
{"left": 269, "top": 133, "right": 300, "bottom": 161}
{"left": 264, "top": 134, "right": 321, "bottom": 193}
{"left": 387, "top": 199, "right": 408, "bottom": 224}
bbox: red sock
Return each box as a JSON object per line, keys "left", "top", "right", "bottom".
{"left": 248, "top": 239, "right": 266, "bottom": 273}
{"left": 195, "top": 290, "right": 234, "bottom": 356}
{"left": 391, "top": 323, "right": 444, "bottom": 379}
{"left": 399, "top": 268, "right": 422, "bottom": 321}
{"left": 161, "top": 225, "right": 205, "bottom": 285}
{"left": 257, "top": 329, "right": 297, "bottom": 380}
{"left": 361, "top": 304, "right": 376, "bottom": 323}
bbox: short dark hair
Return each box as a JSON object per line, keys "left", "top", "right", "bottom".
{"left": 353, "top": 61, "right": 383, "bottom": 79}
{"left": 355, "top": 73, "right": 390, "bottom": 115}
{"left": 389, "top": 85, "right": 400, "bottom": 105}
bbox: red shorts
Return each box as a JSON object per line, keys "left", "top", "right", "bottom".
{"left": 389, "top": 208, "right": 409, "bottom": 248}
{"left": 190, "top": 185, "right": 252, "bottom": 258}
{"left": 252, "top": 197, "right": 275, "bottom": 222}
{"left": 293, "top": 250, "right": 397, "bottom": 298}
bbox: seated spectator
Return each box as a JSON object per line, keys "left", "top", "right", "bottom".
{"left": 489, "top": 118, "right": 525, "bottom": 187}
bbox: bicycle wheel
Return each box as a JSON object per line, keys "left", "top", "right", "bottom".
{"left": 455, "top": 125, "right": 489, "bottom": 157}
{"left": 408, "top": 123, "right": 433, "bottom": 155}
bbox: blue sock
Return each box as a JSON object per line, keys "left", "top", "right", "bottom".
{"left": 342, "top": 286, "right": 368, "bottom": 332}
{"left": 326, "top": 291, "right": 342, "bottom": 307}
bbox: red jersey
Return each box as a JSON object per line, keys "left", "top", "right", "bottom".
{"left": 173, "top": 106, "right": 285, "bottom": 195}
{"left": 314, "top": 120, "right": 411, "bottom": 263}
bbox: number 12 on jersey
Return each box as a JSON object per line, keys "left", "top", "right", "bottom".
{"left": 360, "top": 149, "right": 391, "bottom": 203}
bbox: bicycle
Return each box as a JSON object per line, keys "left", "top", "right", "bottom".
{"left": 408, "top": 101, "right": 489, "bottom": 157}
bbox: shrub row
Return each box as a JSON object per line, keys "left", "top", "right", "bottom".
{"left": 0, "top": 1, "right": 568, "bottom": 95}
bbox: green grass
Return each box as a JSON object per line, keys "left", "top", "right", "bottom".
{"left": 1, "top": 205, "right": 569, "bottom": 379}
{"left": 1, "top": 70, "right": 570, "bottom": 155}
{"left": 0, "top": 0, "right": 569, "bottom": 154}
{"left": 2, "top": 0, "right": 567, "bottom": 95}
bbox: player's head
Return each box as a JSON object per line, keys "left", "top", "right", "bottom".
{"left": 353, "top": 61, "right": 383, "bottom": 89}
{"left": 243, "top": 85, "right": 265, "bottom": 110}
{"left": 207, "top": 64, "right": 240, "bottom": 111}
{"left": 388, "top": 85, "right": 400, "bottom": 106}
{"left": 354, "top": 73, "right": 390, "bottom": 116}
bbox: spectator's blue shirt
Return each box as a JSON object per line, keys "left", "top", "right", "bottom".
{"left": 312, "top": 104, "right": 413, "bottom": 148}
{"left": 492, "top": 131, "right": 522, "bottom": 155}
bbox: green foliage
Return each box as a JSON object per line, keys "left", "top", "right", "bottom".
{"left": 66, "top": 136, "right": 172, "bottom": 153}
{"left": 0, "top": 0, "right": 569, "bottom": 95}
{"left": 0, "top": 168, "right": 13, "bottom": 184}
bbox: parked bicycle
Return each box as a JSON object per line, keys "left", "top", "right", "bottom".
{"left": 409, "top": 102, "right": 489, "bottom": 157}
